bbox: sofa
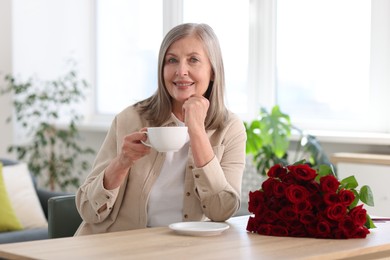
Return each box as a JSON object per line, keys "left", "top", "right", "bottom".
{"left": 0, "top": 158, "right": 68, "bottom": 244}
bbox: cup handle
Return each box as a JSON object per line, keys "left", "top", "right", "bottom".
{"left": 140, "top": 131, "right": 152, "bottom": 148}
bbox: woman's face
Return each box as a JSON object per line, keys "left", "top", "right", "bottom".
{"left": 163, "top": 35, "right": 213, "bottom": 108}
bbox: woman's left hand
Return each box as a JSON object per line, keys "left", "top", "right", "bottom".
{"left": 182, "top": 94, "right": 210, "bottom": 133}
{"left": 183, "top": 95, "right": 214, "bottom": 167}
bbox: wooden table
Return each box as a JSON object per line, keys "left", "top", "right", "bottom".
{"left": 1, "top": 216, "right": 390, "bottom": 259}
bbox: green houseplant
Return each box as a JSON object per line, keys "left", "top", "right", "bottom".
{"left": 0, "top": 67, "right": 95, "bottom": 191}
{"left": 245, "top": 105, "right": 335, "bottom": 176}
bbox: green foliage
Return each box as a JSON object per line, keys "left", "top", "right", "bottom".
{"left": 245, "top": 105, "right": 335, "bottom": 176}
{"left": 0, "top": 67, "right": 95, "bottom": 191}
{"left": 245, "top": 106, "right": 291, "bottom": 176}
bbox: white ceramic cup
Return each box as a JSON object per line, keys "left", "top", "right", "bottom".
{"left": 141, "top": 126, "right": 188, "bottom": 152}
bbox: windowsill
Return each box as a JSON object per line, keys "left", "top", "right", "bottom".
{"left": 76, "top": 119, "right": 390, "bottom": 146}
{"left": 291, "top": 130, "right": 390, "bottom": 146}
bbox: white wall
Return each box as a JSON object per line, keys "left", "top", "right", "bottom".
{"left": 12, "top": 0, "right": 94, "bottom": 79}
{"left": 0, "top": 0, "right": 13, "bottom": 158}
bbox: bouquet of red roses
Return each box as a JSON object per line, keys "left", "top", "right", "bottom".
{"left": 247, "top": 161, "right": 375, "bottom": 239}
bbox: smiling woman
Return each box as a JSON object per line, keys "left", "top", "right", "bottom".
{"left": 74, "top": 23, "right": 247, "bottom": 236}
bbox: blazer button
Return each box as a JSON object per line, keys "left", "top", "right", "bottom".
{"left": 202, "top": 205, "right": 206, "bottom": 209}
{"left": 189, "top": 165, "right": 194, "bottom": 169}
{"left": 184, "top": 214, "right": 188, "bottom": 219}
{"left": 186, "top": 192, "right": 191, "bottom": 196}
{"left": 195, "top": 174, "right": 200, "bottom": 178}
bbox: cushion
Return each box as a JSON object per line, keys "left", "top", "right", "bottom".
{"left": 2, "top": 163, "right": 48, "bottom": 229}
{"left": 0, "top": 163, "right": 23, "bottom": 232}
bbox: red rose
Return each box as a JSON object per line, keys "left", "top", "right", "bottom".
{"left": 279, "top": 173, "right": 297, "bottom": 185}
{"left": 309, "top": 192, "right": 324, "bottom": 209}
{"left": 263, "top": 209, "right": 279, "bottom": 224}
{"left": 325, "top": 203, "right": 346, "bottom": 221}
{"left": 257, "top": 224, "right": 273, "bottom": 235}
{"left": 305, "top": 222, "right": 318, "bottom": 236}
{"left": 351, "top": 226, "right": 370, "bottom": 238}
{"left": 266, "top": 196, "right": 284, "bottom": 212}
{"left": 272, "top": 181, "right": 287, "bottom": 198}
{"left": 320, "top": 175, "right": 340, "bottom": 193}
{"left": 300, "top": 212, "right": 316, "bottom": 225}
{"left": 305, "top": 181, "right": 321, "bottom": 193}
{"left": 261, "top": 178, "right": 276, "bottom": 195}
{"left": 285, "top": 184, "right": 309, "bottom": 204}
{"left": 246, "top": 216, "right": 258, "bottom": 233}
{"left": 278, "top": 206, "right": 298, "bottom": 222}
{"left": 338, "top": 215, "right": 356, "bottom": 233}
{"left": 289, "top": 220, "right": 307, "bottom": 237}
{"left": 267, "top": 164, "right": 287, "bottom": 178}
{"left": 349, "top": 205, "right": 367, "bottom": 226}
{"left": 293, "top": 200, "right": 312, "bottom": 213}
{"left": 248, "top": 190, "right": 265, "bottom": 215}
{"left": 270, "top": 225, "right": 289, "bottom": 237}
{"left": 316, "top": 219, "right": 332, "bottom": 238}
{"left": 323, "top": 192, "right": 340, "bottom": 205}
{"left": 287, "top": 164, "right": 317, "bottom": 181}
{"left": 339, "top": 189, "right": 355, "bottom": 207}
{"left": 334, "top": 229, "right": 348, "bottom": 239}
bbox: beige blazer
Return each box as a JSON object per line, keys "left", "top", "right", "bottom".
{"left": 75, "top": 105, "right": 246, "bottom": 236}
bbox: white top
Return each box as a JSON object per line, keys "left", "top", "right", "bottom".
{"left": 147, "top": 118, "right": 189, "bottom": 227}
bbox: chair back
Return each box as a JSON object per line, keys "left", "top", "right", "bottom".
{"left": 48, "top": 195, "right": 82, "bottom": 238}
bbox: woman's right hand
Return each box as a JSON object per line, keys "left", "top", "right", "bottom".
{"left": 118, "top": 129, "right": 151, "bottom": 168}
{"left": 103, "top": 129, "right": 151, "bottom": 189}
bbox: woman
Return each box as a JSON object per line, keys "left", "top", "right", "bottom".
{"left": 75, "top": 23, "right": 246, "bottom": 235}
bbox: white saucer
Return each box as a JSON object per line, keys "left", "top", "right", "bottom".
{"left": 169, "top": 222, "right": 230, "bottom": 236}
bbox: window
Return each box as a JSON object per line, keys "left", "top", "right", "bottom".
{"left": 96, "top": 0, "right": 162, "bottom": 115}
{"left": 275, "top": 0, "right": 374, "bottom": 132}
{"left": 257, "top": 0, "right": 390, "bottom": 134}
{"left": 95, "top": 0, "right": 390, "bottom": 135}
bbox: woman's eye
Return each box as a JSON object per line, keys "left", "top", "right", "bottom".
{"left": 190, "top": 57, "right": 199, "bottom": 63}
{"left": 167, "top": 58, "right": 177, "bottom": 64}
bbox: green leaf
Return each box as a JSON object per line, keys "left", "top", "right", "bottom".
{"left": 292, "top": 159, "right": 306, "bottom": 165}
{"left": 360, "top": 185, "right": 375, "bottom": 207}
{"left": 317, "top": 164, "right": 334, "bottom": 178}
{"left": 340, "top": 175, "right": 358, "bottom": 189}
{"left": 365, "top": 214, "right": 376, "bottom": 229}
{"left": 349, "top": 189, "right": 359, "bottom": 209}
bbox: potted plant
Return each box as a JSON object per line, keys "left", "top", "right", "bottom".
{"left": 0, "top": 66, "right": 95, "bottom": 191}
{"left": 244, "top": 105, "right": 335, "bottom": 176}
